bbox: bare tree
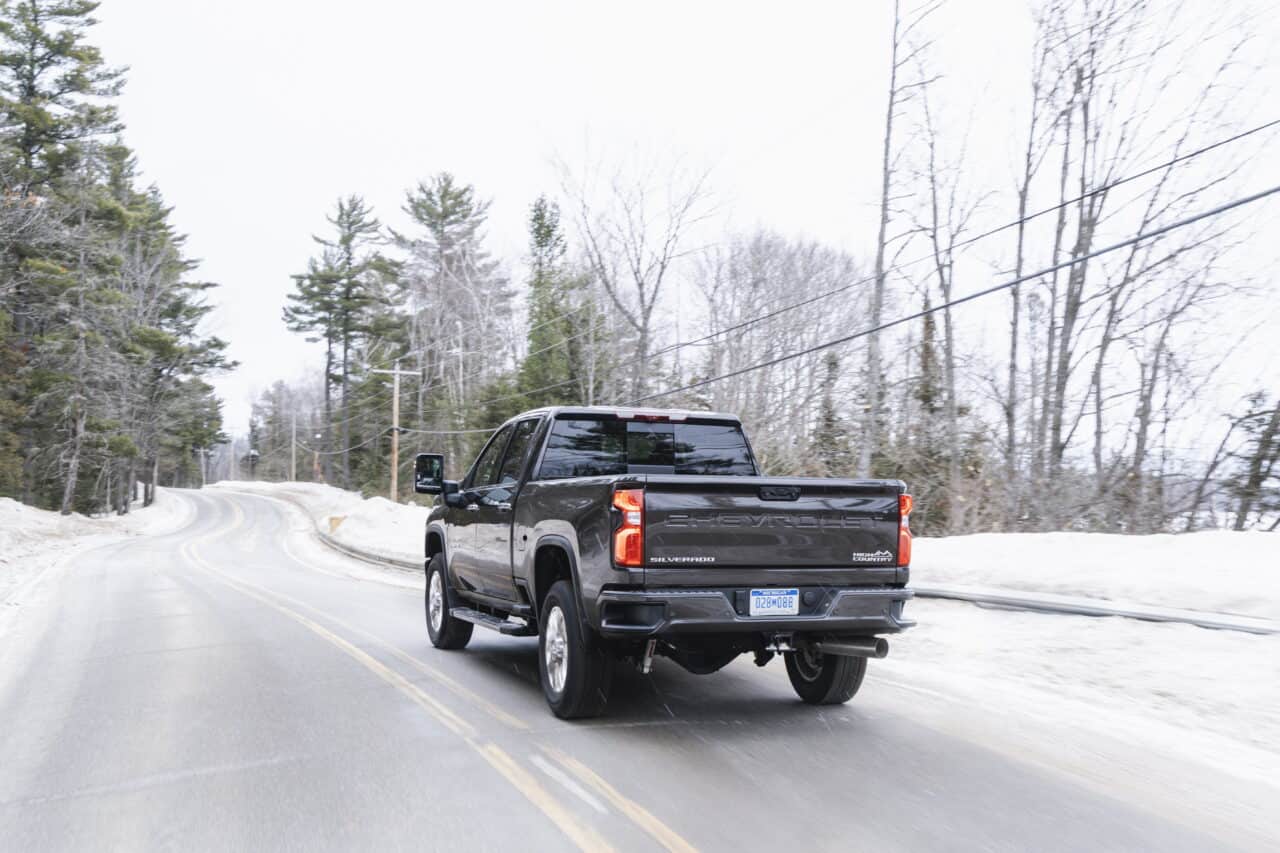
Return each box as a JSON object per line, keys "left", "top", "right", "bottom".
{"left": 907, "top": 70, "right": 984, "bottom": 531}
{"left": 561, "top": 153, "right": 712, "bottom": 400}
{"left": 1003, "top": 1, "right": 1069, "bottom": 526}
{"left": 860, "top": 0, "right": 940, "bottom": 476}
{"left": 690, "top": 231, "right": 866, "bottom": 474}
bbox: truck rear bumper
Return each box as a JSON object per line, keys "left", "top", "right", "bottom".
{"left": 594, "top": 586, "right": 915, "bottom": 637}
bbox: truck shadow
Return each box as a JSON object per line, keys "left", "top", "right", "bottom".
{"left": 458, "top": 634, "right": 874, "bottom": 729}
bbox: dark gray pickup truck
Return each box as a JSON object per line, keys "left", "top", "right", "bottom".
{"left": 414, "top": 406, "right": 914, "bottom": 718}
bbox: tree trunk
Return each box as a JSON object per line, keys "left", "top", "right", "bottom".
{"left": 861, "top": 0, "right": 902, "bottom": 477}
{"left": 59, "top": 408, "right": 85, "bottom": 515}
{"left": 1032, "top": 102, "right": 1074, "bottom": 514}
{"left": 322, "top": 335, "right": 334, "bottom": 484}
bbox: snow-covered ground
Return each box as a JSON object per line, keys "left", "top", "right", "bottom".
{"left": 0, "top": 487, "right": 194, "bottom": 604}
{"left": 208, "top": 480, "right": 429, "bottom": 565}
{"left": 913, "top": 531, "right": 1280, "bottom": 619}
{"left": 884, "top": 599, "right": 1280, "bottom": 784}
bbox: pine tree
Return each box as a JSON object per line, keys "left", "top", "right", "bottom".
{"left": 1228, "top": 393, "right": 1280, "bottom": 530}
{"left": 0, "top": 3, "right": 227, "bottom": 512}
{"left": 0, "top": 0, "right": 123, "bottom": 191}
{"left": 317, "top": 195, "right": 385, "bottom": 487}
{"left": 283, "top": 195, "right": 388, "bottom": 488}
{"left": 283, "top": 255, "right": 339, "bottom": 482}
{"left": 394, "top": 173, "right": 511, "bottom": 464}
{"left": 812, "top": 352, "right": 852, "bottom": 476}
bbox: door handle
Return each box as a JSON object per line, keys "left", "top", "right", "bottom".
{"left": 495, "top": 502, "right": 512, "bottom": 512}
{"left": 465, "top": 503, "right": 479, "bottom": 512}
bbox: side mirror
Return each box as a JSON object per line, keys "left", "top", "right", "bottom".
{"left": 414, "top": 453, "right": 445, "bottom": 494}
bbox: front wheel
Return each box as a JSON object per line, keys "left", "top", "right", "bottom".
{"left": 785, "top": 644, "right": 867, "bottom": 705}
{"left": 426, "top": 554, "right": 473, "bottom": 650}
{"left": 538, "top": 580, "right": 612, "bottom": 719}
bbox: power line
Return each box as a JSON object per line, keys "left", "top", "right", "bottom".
{"left": 642, "top": 116, "right": 1280, "bottom": 368}
{"left": 442, "top": 298, "right": 592, "bottom": 348}
{"left": 297, "top": 429, "right": 389, "bottom": 455}
{"left": 626, "top": 183, "right": 1280, "bottom": 405}
{"left": 397, "top": 426, "right": 501, "bottom": 436}
{"left": 443, "top": 323, "right": 601, "bottom": 393}
{"left": 290, "top": 120, "right": 1280, "bottom": 441}
{"left": 949, "top": 117, "right": 1280, "bottom": 260}
{"left": 420, "top": 376, "right": 582, "bottom": 420}
{"left": 292, "top": 385, "right": 410, "bottom": 434}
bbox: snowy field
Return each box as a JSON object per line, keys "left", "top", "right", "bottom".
{"left": 885, "top": 599, "right": 1279, "bottom": 785}
{"left": 913, "top": 531, "right": 1280, "bottom": 619}
{"left": 0, "top": 488, "right": 193, "bottom": 604}
{"left": 207, "top": 480, "right": 1280, "bottom": 783}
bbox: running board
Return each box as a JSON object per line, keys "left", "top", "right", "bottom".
{"left": 450, "top": 607, "right": 537, "bottom": 636}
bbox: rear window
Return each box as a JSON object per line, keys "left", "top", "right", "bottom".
{"left": 537, "top": 417, "right": 756, "bottom": 479}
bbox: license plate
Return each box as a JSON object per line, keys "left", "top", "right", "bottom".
{"left": 749, "top": 588, "right": 799, "bottom": 617}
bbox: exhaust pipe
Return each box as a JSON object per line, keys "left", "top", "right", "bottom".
{"left": 813, "top": 637, "right": 889, "bottom": 659}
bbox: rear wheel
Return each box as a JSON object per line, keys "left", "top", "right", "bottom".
{"left": 426, "top": 554, "right": 473, "bottom": 650}
{"left": 539, "top": 580, "right": 612, "bottom": 719}
{"left": 785, "top": 643, "right": 866, "bottom": 705}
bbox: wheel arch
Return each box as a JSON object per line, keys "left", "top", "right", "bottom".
{"left": 425, "top": 524, "right": 447, "bottom": 568}
{"left": 531, "top": 535, "right": 582, "bottom": 620}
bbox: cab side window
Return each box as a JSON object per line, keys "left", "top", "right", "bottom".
{"left": 468, "top": 425, "right": 513, "bottom": 489}
{"left": 496, "top": 419, "right": 540, "bottom": 486}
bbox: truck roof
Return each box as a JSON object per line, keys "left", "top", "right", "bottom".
{"left": 511, "top": 405, "right": 742, "bottom": 423}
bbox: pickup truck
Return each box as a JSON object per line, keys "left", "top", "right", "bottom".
{"left": 413, "top": 406, "right": 915, "bottom": 719}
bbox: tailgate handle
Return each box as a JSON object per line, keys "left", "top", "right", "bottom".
{"left": 759, "top": 486, "right": 800, "bottom": 501}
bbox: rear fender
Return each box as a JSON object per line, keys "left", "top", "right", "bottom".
{"left": 530, "top": 534, "right": 584, "bottom": 621}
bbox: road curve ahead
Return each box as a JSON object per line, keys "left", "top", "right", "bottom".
{"left": 0, "top": 489, "right": 1268, "bottom": 851}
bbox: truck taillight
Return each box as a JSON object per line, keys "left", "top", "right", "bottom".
{"left": 897, "top": 494, "right": 913, "bottom": 567}
{"left": 612, "top": 488, "right": 644, "bottom": 568}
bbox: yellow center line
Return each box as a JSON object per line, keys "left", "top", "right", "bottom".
{"left": 477, "top": 743, "right": 616, "bottom": 853}
{"left": 184, "top": 491, "right": 698, "bottom": 853}
{"left": 230, "top": 488, "right": 532, "bottom": 732}
{"left": 175, "top": 504, "right": 612, "bottom": 852}
{"left": 265, "top": 518, "right": 532, "bottom": 731}
{"left": 181, "top": 544, "right": 476, "bottom": 738}
{"left": 542, "top": 746, "right": 699, "bottom": 853}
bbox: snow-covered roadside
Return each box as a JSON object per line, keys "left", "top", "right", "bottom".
{"left": 0, "top": 487, "right": 194, "bottom": 604}
{"left": 209, "top": 480, "right": 427, "bottom": 565}
{"left": 914, "top": 530, "right": 1280, "bottom": 619}
{"left": 882, "top": 599, "right": 1280, "bottom": 786}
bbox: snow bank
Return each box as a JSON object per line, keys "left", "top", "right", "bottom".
{"left": 913, "top": 530, "right": 1280, "bottom": 619}
{"left": 885, "top": 599, "right": 1280, "bottom": 784}
{"left": 0, "top": 487, "right": 193, "bottom": 601}
{"left": 208, "top": 481, "right": 427, "bottom": 563}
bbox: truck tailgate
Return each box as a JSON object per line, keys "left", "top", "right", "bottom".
{"left": 643, "top": 475, "right": 902, "bottom": 579}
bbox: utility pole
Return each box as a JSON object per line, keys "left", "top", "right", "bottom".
{"left": 370, "top": 360, "right": 417, "bottom": 501}
{"left": 290, "top": 410, "right": 297, "bottom": 481}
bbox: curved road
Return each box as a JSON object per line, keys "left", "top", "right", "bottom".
{"left": 0, "top": 489, "right": 1269, "bottom": 851}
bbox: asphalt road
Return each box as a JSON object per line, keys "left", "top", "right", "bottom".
{"left": 0, "top": 489, "right": 1268, "bottom": 852}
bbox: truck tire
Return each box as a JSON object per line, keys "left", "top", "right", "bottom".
{"left": 426, "top": 554, "right": 473, "bottom": 650}
{"left": 538, "top": 580, "right": 612, "bottom": 719}
{"left": 784, "top": 645, "right": 866, "bottom": 705}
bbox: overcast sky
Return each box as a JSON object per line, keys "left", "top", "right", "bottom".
{"left": 93, "top": 0, "right": 1280, "bottom": 435}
